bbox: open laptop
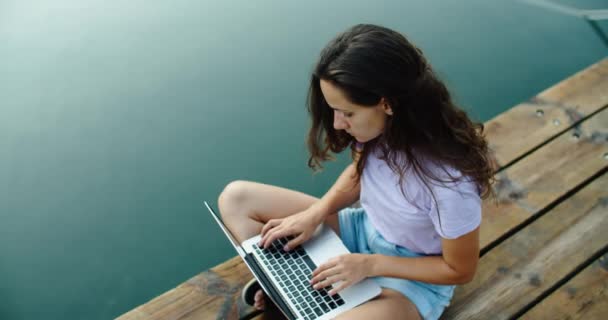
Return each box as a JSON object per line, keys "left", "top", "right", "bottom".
{"left": 204, "top": 201, "right": 381, "bottom": 320}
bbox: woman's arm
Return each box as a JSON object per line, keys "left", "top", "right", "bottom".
{"left": 310, "top": 162, "right": 361, "bottom": 217}
{"left": 369, "top": 226, "right": 480, "bottom": 284}
{"left": 259, "top": 156, "right": 361, "bottom": 250}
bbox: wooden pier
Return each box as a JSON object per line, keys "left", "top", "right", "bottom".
{"left": 118, "top": 58, "right": 608, "bottom": 320}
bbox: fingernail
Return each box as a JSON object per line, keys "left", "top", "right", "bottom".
{"left": 283, "top": 245, "right": 290, "bottom": 251}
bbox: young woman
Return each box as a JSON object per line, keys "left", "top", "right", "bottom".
{"left": 218, "top": 24, "right": 494, "bottom": 320}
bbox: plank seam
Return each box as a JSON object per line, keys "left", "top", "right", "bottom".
{"left": 481, "top": 167, "right": 608, "bottom": 257}
{"left": 495, "top": 104, "right": 608, "bottom": 174}
{"left": 508, "top": 243, "right": 608, "bottom": 320}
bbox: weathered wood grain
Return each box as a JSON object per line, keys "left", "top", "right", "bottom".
{"left": 481, "top": 107, "right": 607, "bottom": 248}
{"left": 442, "top": 173, "right": 607, "bottom": 319}
{"left": 486, "top": 58, "right": 608, "bottom": 168}
{"left": 117, "top": 257, "right": 256, "bottom": 320}
{"left": 519, "top": 255, "right": 608, "bottom": 320}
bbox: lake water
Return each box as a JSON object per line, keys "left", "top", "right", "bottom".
{"left": 1, "top": 0, "right": 606, "bottom": 319}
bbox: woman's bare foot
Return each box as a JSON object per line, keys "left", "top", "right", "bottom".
{"left": 253, "top": 289, "right": 266, "bottom": 310}
{"left": 243, "top": 279, "right": 267, "bottom": 310}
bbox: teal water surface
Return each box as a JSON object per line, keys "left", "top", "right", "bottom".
{"left": 1, "top": 0, "right": 606, "bottom": 319}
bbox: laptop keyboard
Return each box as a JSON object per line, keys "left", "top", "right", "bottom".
{"left": 252, "top": 236, "right": 346, "bottom": 320}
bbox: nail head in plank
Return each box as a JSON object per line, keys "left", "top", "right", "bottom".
{"left": 480, "top": 108, "right": 608, "bottom": 249}
{"left": 485, "top": 58, "right": 608, "bottom": 168}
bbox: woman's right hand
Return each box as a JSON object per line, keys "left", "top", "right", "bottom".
{"left": 258, "top": 205, "right": 327, "bottom": 251}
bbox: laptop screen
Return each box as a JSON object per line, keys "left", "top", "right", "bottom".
{"left": 203, "top": 201, "right": 296, "bottom": 319}
{"left": 203, "top": 201, "right": 244, "bottom": 256}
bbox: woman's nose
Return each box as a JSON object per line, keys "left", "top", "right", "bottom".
{"left": 333, "top": 111, "right": 349, "bottom": 130}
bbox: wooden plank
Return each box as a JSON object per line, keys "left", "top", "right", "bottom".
{"left": 485, "top": 58, "right": 608, "bottom": 168}
{"left": 117, "top": 257, "right": 256, "bottom": 320}
{"left": 481, "top": 107, "right": 607, "bottom": 248}
{"left": 519, "top": 254, "right": 608, "bottom": 320}
{"left": 442, "top": 173, "right": 608, "bottom": 319}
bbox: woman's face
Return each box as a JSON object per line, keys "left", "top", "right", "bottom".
{"left": 320, "top": 79, "right": 393, "bottom": 143}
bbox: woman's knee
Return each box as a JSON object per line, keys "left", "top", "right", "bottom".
{"left": 218, "top": 180, "right": 252, "bottom": 218}
{"left": 335, "top": 288, "right": 421, "bottom": 320}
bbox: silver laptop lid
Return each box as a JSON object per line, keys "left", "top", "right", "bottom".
{"left": 204, "top": 200, "right": 297, "bottom": 319}
{"left": 204, "top": 201, "right": 246, "bottom": 257}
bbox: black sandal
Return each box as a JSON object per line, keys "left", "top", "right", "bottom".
{"left": 242, "top": 278, "right": 262, "bottom": 306}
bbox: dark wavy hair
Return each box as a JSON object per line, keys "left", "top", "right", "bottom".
{"left": 306, "top": 24, "right": 494, "bottom": 202}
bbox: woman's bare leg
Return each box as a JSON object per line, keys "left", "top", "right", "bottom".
{"left": 335, "top": 288, "right": 422, "bottom": 320}
{"left": 218, "top": 181, "right": 422, "bottom": 319}
{"left": 217, "top": 180, "right": 342, "bottom": 310}
{"left": 217, "top": 180, "right": 340, "bottom": 243}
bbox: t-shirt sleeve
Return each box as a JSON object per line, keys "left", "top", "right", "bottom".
{"left": 427, "top": 178, "right": 482, "bottom": 239}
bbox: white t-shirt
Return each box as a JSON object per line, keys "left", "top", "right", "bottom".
{"left": 359, "top": 144, "right": 482, "bottom": 255}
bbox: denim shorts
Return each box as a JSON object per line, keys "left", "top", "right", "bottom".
{"left": 338, "top": 207, "right": 455, "bottom": 320}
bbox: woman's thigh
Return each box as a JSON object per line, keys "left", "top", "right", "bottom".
{"left": 218, "top": 180, "right": 340, "bottom": 240}
{"left": 335, "top": 288, "right": 421, "bottom": 320}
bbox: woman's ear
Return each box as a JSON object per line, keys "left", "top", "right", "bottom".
{"left": 381, "top": 98, "right": 393, "bottom": 116}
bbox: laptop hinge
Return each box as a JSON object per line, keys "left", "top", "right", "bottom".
{"left": 235, "top": 246, "right": 245, "bottom": 257}
{"left": 244, "top": 253, "right": 297, "bottom": 320}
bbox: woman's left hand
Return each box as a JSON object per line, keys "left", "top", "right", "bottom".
{"left": 310, "top": 253, "right": 374, "bottom": 296}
